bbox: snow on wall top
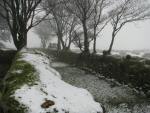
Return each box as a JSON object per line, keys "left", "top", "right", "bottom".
{"left": 13, "top": 50, "right": 103, "bottom": 113}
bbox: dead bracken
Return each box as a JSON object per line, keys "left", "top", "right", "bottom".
{"left": 41, "top": 99, "right": 55, "bottom": 108}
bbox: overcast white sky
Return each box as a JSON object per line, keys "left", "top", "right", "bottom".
{"left": 27, "top": 19, "right": 150, "bottom": 50}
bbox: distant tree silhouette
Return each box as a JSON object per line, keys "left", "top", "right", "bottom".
{"left": 42, "top": 0, "right": 78, "bottom": 51}
{"left": 34, "top": 19, "right": 54, "bottom": 48}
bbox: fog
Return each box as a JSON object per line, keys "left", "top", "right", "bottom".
{"left": 27, "top": 29, "right": 41, "bottom": 48}
{"left": 27, "top": 20, "right": 150, "bottom": 50}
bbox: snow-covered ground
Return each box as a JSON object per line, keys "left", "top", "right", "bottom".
{"left": 50, "top": 61, "right": 150, "bottom": 113}
{"left": 12, "top": 50, "right": 103, "bottom": 113}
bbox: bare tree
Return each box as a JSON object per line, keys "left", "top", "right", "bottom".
{"left": 43, "top": 0, "right": 78, "bottom": 51}
{"left": 72, "top": 31, "right": 85, "bottom": 52}
{"left": 65, "top": 0, "right": 95, "bottom": 54}
{"left": 0, "top": 0, "right": 45, "bottom": 50}
{"left": 107, "top": 0, "right": 150, "bottom": 54}
{"left": 63, "top": 16, "right": 79, "bottom": 51}
{"left": 89, "top": 0, "right": 110, "bottom": 54}
{"left": 72, "top": 30, "right": 95, "bottom": 52}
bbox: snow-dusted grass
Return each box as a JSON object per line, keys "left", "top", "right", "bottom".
{"left": 51, "top": 64, "right": 150, "bottom": 113}
{"left": 12, "top": 50, "right": 103, "bottom": 113}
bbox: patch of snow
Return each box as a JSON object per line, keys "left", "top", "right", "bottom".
{"left": 96, "top": 51, "right": 120, "bottom": 56}
{"left": 13, "top": 51, "right": 103, "bottom": 113}
{"left": 126, "top": 52, "right": 142, "bottom": 57}
{"left": 51, "top": 62, "right": 68, "bottom": 68}
{"left": 12, "top": 70, "right": 23, "bottom": 74}
{"left": 111, "top": 51, "right": 120, "bottom": 56}
{"left": 139, "top": 52, "right": 145, "bottom": 57}
{"left": 71, "top": 49, "right": 81, "bottom": 54}
{"left": 34, "top": 50, "right": 49, "bottom": 57}
{"left": 96, "top": 52, "right": 103, "bottom": 55}
{"left": 20, "top": 48, "right": 28, "bottom": 52}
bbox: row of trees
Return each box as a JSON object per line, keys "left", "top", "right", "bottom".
{"left": 36, "top": 0, "right": 110, "bottom": 53}
{"left": 0, "top": 0, "right": 150, "bottom": 54}
{"left": 35, "top": 0, "right": 150, "bottom": 54}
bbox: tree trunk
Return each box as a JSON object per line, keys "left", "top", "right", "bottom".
{"left": 57, "top": 32, "right": 66, "bottom": 50}
{"left": 13, "top": 31, "right": 27, "bottom": 51}
{"left": 11, "top": 34, "right": 27, "bottom": 51}
{"left": 19, "top": 31, "right": 27, "bottom": 50}
{"left": 60, "top": 37, "right": 65, "bottom": 50}
{"left": 23, "top": 32, "right": 27, "bottom": 48}
{"left": 11, "top": 19, "right": 28, "bottom": 51}
{"left": 93, "top": 38, "right": 97, "bottom": 54}
{"left": 57, "top": 37, "right": 61, "bottom": 51}
{"left": 67, "top": 35, "right": 72, "bottom": 50}
{"left": 93, "top": 29, "right": 97, "bottom": 54}
{"left": 12, "top": 33, "right": 19, "bottom": 50}
{"left": 82, "top": 20, "right": 89, "bottom": 54}
{"left": 41, "top": 38, "right": 47, "bottom": 49}
{"left": 108, "top": 31, "right": 115, "bottom": 54}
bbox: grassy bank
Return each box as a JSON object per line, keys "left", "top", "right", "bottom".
{"left": 0, "top": 52, "right": 38, "bottom": 113}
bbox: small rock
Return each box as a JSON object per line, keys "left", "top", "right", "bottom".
{"left": 41, "top": 99, "right": 55, "bottom": 108}
{"left": 53, "top": 108, "right": 59, "bottom": 112}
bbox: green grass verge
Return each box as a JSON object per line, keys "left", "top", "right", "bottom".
{"left": 1, "top": 52, "right": 39, "bottom": 113}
